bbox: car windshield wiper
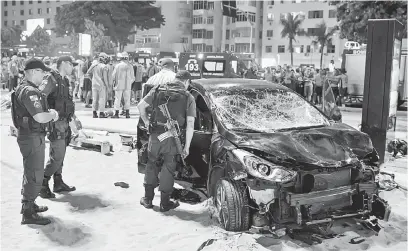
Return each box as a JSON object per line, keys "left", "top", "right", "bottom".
{"left": 231, "top": 127, "right": 265, "bottom": 133}
{"left": 276, "top": 124, "right": 327, "bottom": 132}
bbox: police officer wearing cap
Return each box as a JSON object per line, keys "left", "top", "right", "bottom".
{"left": 39, "top": 55, "right": 78, "bottom": 199}
{"left": 138, "top": 70, "right": 196, "bottom": 212}
{"left": 11, "top": 58, "right": 59, "bottom": 225}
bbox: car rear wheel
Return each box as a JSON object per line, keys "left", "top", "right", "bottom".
{"left": 215, "top": 178, "right": 250, "bottom": 231}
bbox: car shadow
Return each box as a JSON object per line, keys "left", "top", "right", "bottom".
{"left": 27, "top": 216, "right": 91, "bottom": 247}
{"left": 50, "top": 193, "right": 109, "bottom": 212}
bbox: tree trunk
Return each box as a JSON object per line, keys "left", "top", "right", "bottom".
{"left": 289, "top": 39, "right": 293, "bottom": 66}
{"left": 320, "top": 44, "right": 324, "bottom": 69}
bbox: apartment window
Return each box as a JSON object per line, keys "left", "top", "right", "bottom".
{"left": 47, "top": 18, "right": 51, "bottom": 24}
{"left": 259, "top": 31, "right": 262, "bottom": 39}
{"left": 38, "top": 8, "right": 42, "bottom": 14}
{"left": 206, "top": 31, "right": 213, "bottom": 39}
{"left": 308, "top": 10, "right": 323, "bottom": 19}
{"left": 306, "top": 45, "right": 311, "bottom": 53}
{"left": 4, "top": 11, "right": 7, "bottom": 17}
{"left": 226, "top": 30, "right": 230, "bottom": 39}
{"left": 292, "top": 0, "right": 296, "bottom": 2}
{"left": 192, "top": 44, "right": 204, "bottom": 52}
{"left": 29, "top": 9, "right": 32, "bottom": 15}
{"left": 207, "top": 16, "right": 213, "bottom": 24}
{"left": 278, "top": 45, "right": 285, "bottom": 53}
{"left": 12, "top": 20, "right": 16, "bottom": 25}
{"left": 47, "top": 0, "right": 50, "bottom": 2}
{"left": 329, "top": 9, "right": 336, "bottom": 18}
{"left": 226, "top": 17, "right": 231, "bottom": 25}
{"left": 267, "top": 13, "right": 274, "bottom": 21}
{"left": 47, "top": 8, "right": 51, "bottom": 14}
{"left": 266, "top": 46, "right": 272, "bottom": 53}
{"left": 56, "top": 7, "right": 60, "bottom": 12}
{"left": 307, "top": 28, "right": 319, "bottom": 36}
{"left": 300, "top": 45, "right": 304, "bottom": 53}
{"left": 13, "top": 10, "right": 16, "bottom": 16}
{"left": 12, "top": 0, "right": 16, "bottom": 6}
{"left": 29, "top": 0, "right": 33, "bottom": 3}
{"left": 38, "top": 0, "right": 42, "bottom": 3}
{"left": 232, "top": 17, "right": 235, "bottom": 23}
{"left": 193, "top": 1, "right": 206, "bottom": 10}
{"left": 205, "top": 45, "right": 213, "bottom": 52}
{"left": 20, "top": 1, "right": 24, "bottom": 5}
{"left": 193, "top": 15, "right": 203, "bottom": 24}
{"left": 237, "top": 12, "right": 256, "bottom": 23}
{"left": 193, "top": 29, "right": 205, "bottom": 38}
{"left": 20, "top": 10, "right": 24, "bottom": 15}
{"left": 268, "top": 1, "right": 274, "bottom": 5}
{"left": 327, "top": 44, "right": 335, "bottom": 53}
{"left": 280, "top": 0, "right": 284, "bottom": 3}
{"left": 225, "top": 44, "right": 229, "bottom": 51}
{"left": 4, "top": 21, "right": 7, "bottom": 26}
{"left": 4, "top": 1, "right": 7, "bottom": 6}
{"left": 181, "top": 37, "right": 188, "bottom": 43}
{"left": 231, "top": 45, "right": 235, "bottom": 52}
{"left": 266, "top": 30, "right": 273, "bottom": 37}
{"left": 207, "top": 1, "right": 214, "bottom": 10}
{"left": 20, "top": 20, "right": 24, "bottom": 26}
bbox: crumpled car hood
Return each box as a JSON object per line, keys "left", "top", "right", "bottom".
{"left": 225, "top": 123, "right": 374, "bottom": 170}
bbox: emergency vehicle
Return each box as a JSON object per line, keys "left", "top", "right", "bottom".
{"left": 178, "top": 52, "right": 245, "bottom": 79}
{"left": 133, "top": 52, "right": 153, "bottom": 65}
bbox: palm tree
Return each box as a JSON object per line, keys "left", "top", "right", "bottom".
{"left": 310, "top": 21, "right": 338, "bottom": 69}
{"left": 279, "top": 13, "right": 306, "bottom": 66}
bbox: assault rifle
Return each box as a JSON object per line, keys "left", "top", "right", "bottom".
{"left": 158, "top": 103, "right": 193, "bottom": 177}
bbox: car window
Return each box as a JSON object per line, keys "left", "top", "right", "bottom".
{"left": 190, "top": 89, "right": 212, "bottom": 131}
{"left": 210, "top": 86, "right": 330, "bottom": 132}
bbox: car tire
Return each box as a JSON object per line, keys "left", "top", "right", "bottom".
{"left": 215, "top": 178, "right": 250, "bottom": 232}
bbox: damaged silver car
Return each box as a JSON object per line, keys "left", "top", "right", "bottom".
{"left": 137, "top": 79, "right": 391, "bottom": 232}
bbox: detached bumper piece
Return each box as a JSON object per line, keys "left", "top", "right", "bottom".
{"left": 284, "top": 183, "right": 391, "bottom": 226}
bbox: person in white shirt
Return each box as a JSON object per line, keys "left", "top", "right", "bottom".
{"left": 144, "top": 58, "right": 176, "bottom": 87}
{"left": 328, "top": 60, "right": 335, "bottom": 73}
{"left": 112, "top": 52, "right": 135, "bottom": 118}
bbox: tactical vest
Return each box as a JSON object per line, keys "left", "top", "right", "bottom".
{"left": 11, "top": 83, "right": 48, "bottom": 134}
{"left": 46, "top": 71, "right": 75, "bottom": 121}
{"left": 149, "top": 82, "right": 189, "bottom": 133}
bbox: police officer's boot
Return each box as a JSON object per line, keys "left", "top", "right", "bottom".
{"left": 125, "top": 109, "right": 130, "bottom": 119}
{"left": 99, "top": 112, "right": 107, "bottom": 118}
{"left": 21, "top": 201, "right": 51, "bottom": 225}
{"left": 39, "top": 176, "right": 56, "bottom": 199}
{"left": 140, "top": 185, "right": 154, "bottom": 209}
{"left": 20, "top": 201, "right": 48, "bottom": 213}
{"left": 159, "top": 192, "right": 180, "bottom": 212}
{"left": 93, "top": 111, "right": 98, "bottom": 118}
{"left": 112, "top": 110, "right": 120, "bottom": 119}
{"left": 53, "top": 174, "right": 76, "bottom": 193}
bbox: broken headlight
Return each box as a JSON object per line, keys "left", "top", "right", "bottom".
{"left": 232, "top": 149, "right": 297, "bottom": 183}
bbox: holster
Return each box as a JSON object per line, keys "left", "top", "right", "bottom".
{"left": 48, "top": 126, "right": 66, "bottom": 141}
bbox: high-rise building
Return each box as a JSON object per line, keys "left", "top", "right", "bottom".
{"left": 261, "top": 0, "right": 345, "bottom": 68}
{"left": 125, "top": 0, "right": 193, "bottom": 54}
{"left": 1, "top": 0, "right": 71, "bottom": 46}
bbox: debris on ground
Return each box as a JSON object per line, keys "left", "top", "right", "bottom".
{"left": 387, "top": 139, "right": 407, "bottom": 157}
{"left": 377, "top": 172, "right": 408, "bottom": 191}
{"left": 350, "top": 236, "right": 365, "bottom": 244}
{"left": 114, "top": 182, "right": 130, "bottom": 189}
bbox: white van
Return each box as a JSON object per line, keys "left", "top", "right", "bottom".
{"left": 345, "top": 41, "right": 361, "bottom": 50}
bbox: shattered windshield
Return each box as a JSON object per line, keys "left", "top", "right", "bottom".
{"left": 209, "top": 86, "right": 330, "bottom": 132}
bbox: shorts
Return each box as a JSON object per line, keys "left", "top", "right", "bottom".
{"left": 132, "top": 81, "right": 142, "bottom": 91}
{"left": 83, "top": 78, "right": 92, "bottom": 91}
{"left": 315, "top": 86, "right": 323, "bottom": 96}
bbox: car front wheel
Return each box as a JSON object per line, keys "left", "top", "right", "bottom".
{"left": 215, "top": 178, "right": 250, "bottom": 232}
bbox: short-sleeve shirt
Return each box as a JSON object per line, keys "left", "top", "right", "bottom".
{"left": 18, "top": 81, "right": 45, "bottom": 117}
{"left": 143, "top": 81, "right": 196, "bottom": 127}
{"left": 145, "top": 68, "right": 176, "bottom": 87}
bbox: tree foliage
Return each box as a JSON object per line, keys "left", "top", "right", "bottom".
{"left": 310, "top": 21, "right": 338, "bottom": 69}
{"left": 54, "top": 1, "right": 165, "bottom": 48}
{"left": 332, "top": 1, "right": 407, "bottom": 43}
{"left": 26, "top": 26, "right": 51, "bottom": 54}
{"left": 1, "top": 26, "right": 23, "bottom": 47}
{"left": 280, "top": 13, "right": 306, "bottom": 66}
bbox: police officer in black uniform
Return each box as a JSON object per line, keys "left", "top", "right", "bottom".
{"left": 12, "top": 58, "right": 59, "bottom": 225}
{"left": 39, "top": 56, "right": 77, "bottom": 199}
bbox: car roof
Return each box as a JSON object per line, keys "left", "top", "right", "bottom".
{"left": 191, "top": 78, "right": 287, "bottom": 92}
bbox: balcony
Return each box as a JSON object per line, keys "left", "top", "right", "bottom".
{"left": 135, "top": 42, "right": 160, "bottom": 48}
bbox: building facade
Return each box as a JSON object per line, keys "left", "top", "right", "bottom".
{"left": 1, "top": 0, "right": 71, "bottom": 46}
{"left": 261, "top": 0, "right": 345, "bottom": 68}
{"left": 124, "top": 0, "right": 193, "bottom": 54}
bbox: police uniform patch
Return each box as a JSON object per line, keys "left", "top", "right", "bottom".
{"left": 29, "top": 95, "right": 39, "bottom": 101}
{"left": 33, "top": 101, "right": 42, "bottom": 109}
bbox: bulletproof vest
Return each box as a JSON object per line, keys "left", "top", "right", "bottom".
{"left": 150, "top": 82, "right": 189, "bottom": 130}
{"left": 11, "top": 83, "right": 47, "bottom": 133}
{"left": 46, "top": 71, "right": 75, "bottom": 120}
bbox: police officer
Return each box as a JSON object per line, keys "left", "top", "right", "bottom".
{"left": 39, "top": 56, "right": 77, "bottom": 199}
{"left": 12, "top": 58, "right": 59, "bottom": 225}
{"left": 138, "top": 70, "right": 196, "bottom": 212}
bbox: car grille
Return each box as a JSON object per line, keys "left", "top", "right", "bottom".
{"left": 301, "top": 168, "right": 351, "bottom": 193}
